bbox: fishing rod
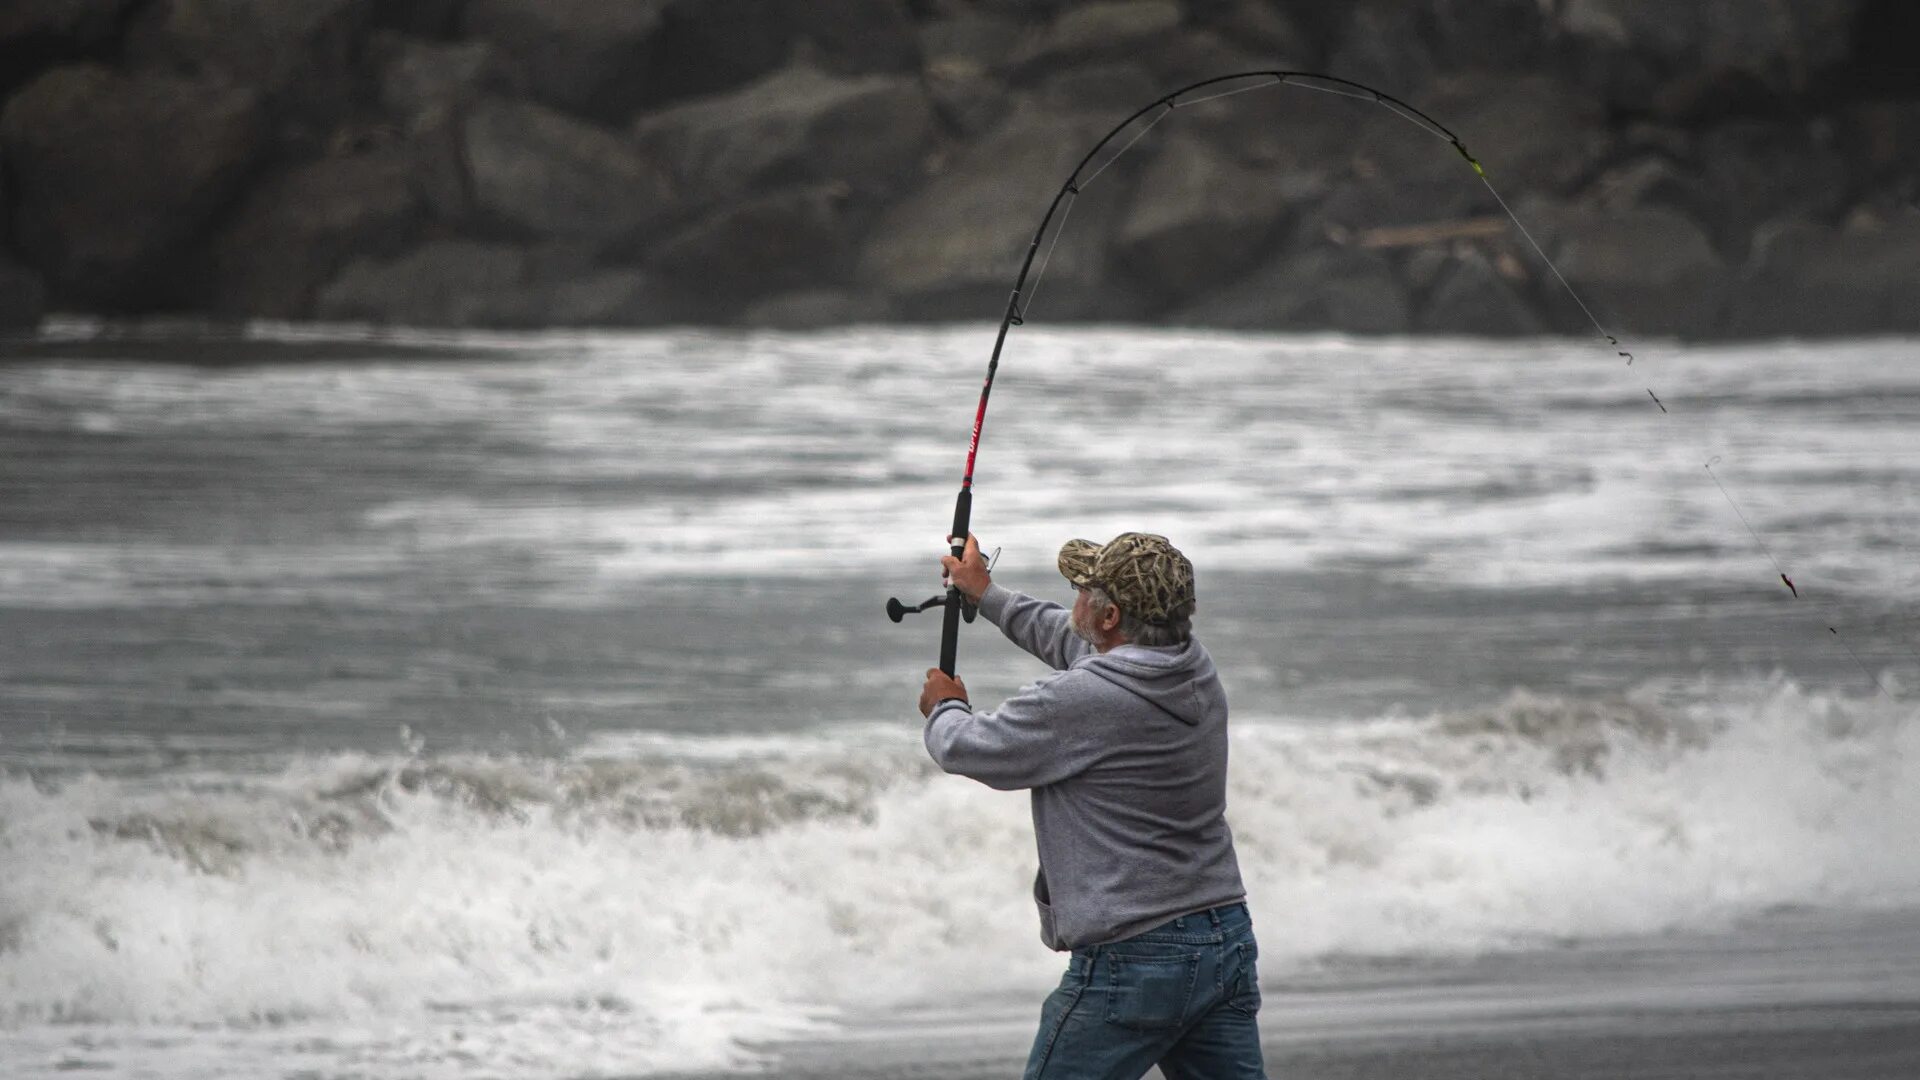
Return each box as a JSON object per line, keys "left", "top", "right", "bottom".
{"left": 884, "top": 69, "right": 1910, "bottom": 693}
{"left": 886, "top": 72, "right": 1478, "bottom": 676}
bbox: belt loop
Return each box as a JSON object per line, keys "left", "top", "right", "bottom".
{"left": 1208, "top": 906, "right": 1222, "bottom": 928}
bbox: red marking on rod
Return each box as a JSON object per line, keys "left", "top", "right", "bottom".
{"left": 962, "top": 381, "right": 993, "bottom": 483}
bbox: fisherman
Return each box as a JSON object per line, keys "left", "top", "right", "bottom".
{"left": 918, "top": 531, "right": 1264, "bottom": 1079}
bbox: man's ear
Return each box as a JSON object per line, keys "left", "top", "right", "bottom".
{"left": 1100, "top": 603, "right": 1124, "bottom": 632}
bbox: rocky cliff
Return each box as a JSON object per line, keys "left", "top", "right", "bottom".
{"left": 1, "top": 0, "right": 1916, "bottom": 337}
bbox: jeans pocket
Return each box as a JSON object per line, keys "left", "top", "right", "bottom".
{"left": 1226, "top": 939, "right": 1261, "bottom": 1017}
{"left": 1104, "top": 949, "right": 1200, "bottom": 1031}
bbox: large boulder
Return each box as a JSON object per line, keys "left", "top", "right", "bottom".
{"left": 1724, "top": 217, "right": 1920, "bottom": 337}
{"left": 859, "top": 102, "right": 1141, "bottom": 321}
{"left": 645, "top": 184, "right": 862, "bottom": 297}
{"left": 1184, "top": 1, "right": 1318, "bottom": 65}
{"left": 1836, "top": 100, "right": 1920, "bottom": 194}
{"left": 1580, "top": 155, "right": 1715, "bottom": 221}
{"left": 919, "top": 11, "right": 1022, "bottom": 134}
{"left": 742, "top": 288, "right": 891, "bottom": 329}
{"left": 1692, "top": 121, "right": 1848, "bottom": 256}
{"left": 0, "top": 64, "right": 266, "bottom": 306}
{"left": 1414, "top": 74, "right": 1610, "bottom": 195}
{"left": 463, "top": 98, "right": 676, "bottom": 247}
{"left": 1010, "top": 1, "right": 1184, "bottom": 74}
{"left": 647, "top": 0, "right": 920, "bottom": 106}
{"left": 635, "top": 62, "right": 934, "bottom": 209}
{"left": 0, "top": 255, "right": 48, "bottom": 329}
{"left": 207, "top": 149, "right": 427, "bottom": 318}
{"left": 124, "top": 0, "right": 373, "bottom": 148}
{"left": 0, "top": 0, "right": 140, "bottom": 94}
{"left": 1325, "top": 2, "right": 1437, "bottom": 98}
{"left": 1428, "top": 0, "right": 1549, "bottom": 70}
{"left": 1112, "top": 132, "right": 1302, "bottom": 300}
{"left": 1413, "top": 247, "right": 1544, "bottom": 336}
{"left": 376, "top": 35, "right": 520, "bottom": 129}
{"left": 457, "top": 0, "right": 667, "bottom": 123}
{"left": 316, "top": 241, "right": 688, "bottom": 327}
{"left": 1175, "top": 244, "right": 1410, "bottom": 333}
{"left": 1553, "top": 0, "right": 1861, "bottom": 115}
{"left": 1523, "top": 202, "right": 1729, "bottom": 337}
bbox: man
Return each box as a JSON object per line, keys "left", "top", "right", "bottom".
{"left": 918, "top": 531, "right": 1264, "bottom": 1080}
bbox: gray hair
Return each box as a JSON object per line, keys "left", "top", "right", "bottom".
{"left": 1086, "top": 586, "right": 1194, "bottom": 647}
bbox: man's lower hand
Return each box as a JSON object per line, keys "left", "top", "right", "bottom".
{"left": 919, "top": 668, "right": 968, "bottom": 718}
{"left": 940, "top": 532, "right": 991, "bottom": 603}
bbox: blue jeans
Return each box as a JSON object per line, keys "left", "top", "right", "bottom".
{"left": 1022, "top": 902, "right": 1265, "bottom": 1080}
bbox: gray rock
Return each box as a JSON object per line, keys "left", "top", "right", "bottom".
{"left": 1175, "top": 245, "right": 1410, "bottom": 333}
{"left": 743, "top": 289, "right": 892, "bottom": 329}
{"left": 646, "top": 185, "right": 860, "bottom": 298}
{"left": 1582, "top": 156, "right": 1713, "bottom": 220}
{"left": 463, "top": 98, "right": 675, "bottom": 245}
{"left": 1169, "top": 75, "right": 1360, "bottom": 174}
{"left": 1417, "top": 74, "right": 1610, "bottom": 194}
{"left": 370, "top": 0, "right": 463, "bottom": 37}
{"left": 548, "top": 268, "right": 672, "bottom": 325}
{"left": 125, "top": 0, "right": 373, "bottom": 147}
{"left": 1725, "top": 217, "right": 1920, "bottom": 337}
{"left": 1694, "top": 121, "right": 1848, "bottom": 256}
{"left": 1185, "top": 1, "right": 1317, "bottom": 65}
{"left": 1526, "top": 202, "right": 1729, "bottom": 337}
{"left": 317, "top": 241, "right": 529, "bottom": 326}
{"left": 925, "top": 65, "right": 1014, "bottom": 138}
{"left": 1135, "top": 28, "right": 1272, "bottom": 89}
{"left": 1032, "top": 62, "right": 1159, "bottom": 114}
{"left": 649, "top": 0, "right": 920, "bottom": 106}
{"left": 0, "top": 0, "right": 139, "bottom": 92}
{"left": 1414, "top": 248, "right": 1544, "bottom": 336}
{"left": 1326, "top": 2, "right": 1435, "bottom": 98}
{"left": 0, "top": 255, "right": 48, "bottom": 329}
{"left": 1014, "top": 0, "right": 1183, "bottom": 70}
{"left": 1304, "top": 176, "right": 1489, "bottom": 248}
{"left": 0, "top": 64, "right": 266, "bottom": 305}
{"left": 919, "top": 12, "right": 1023, "bottom": 77}
{"left": 859, "top": 102, "right": 1138, "bottom": 320}
{"left": 1837, "top": 100, "right": 1920, "bottom": 192}
{"left": 317, "top": 241, "right": 684, "bottom": 327}
{"left": 1429, "top": 0, "right": 1548, "bottom": 69}
{"left": 1112, "top": 132, "right": 1296, "bottom": 299}
{"left": 920, "top": 14, "right": 1020, "bottom": 134}
{"left": 458, "top": 0, "right": 667, "bottom": 122}
{"left": 1555, "top": 0, "right": 1860, "bottom": 114}
{"left": 635, "top": 63, "right": 934, "bottom": 208}
{"left": 208, "top": 149, "right": 427, "bottom": 318}
{"left": 377, "top": 36, "right": 516, "bottom": 128}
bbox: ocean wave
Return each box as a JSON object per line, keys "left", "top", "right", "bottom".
{"left": 2, "top": 678, "right": 1916, "bottom": 1073}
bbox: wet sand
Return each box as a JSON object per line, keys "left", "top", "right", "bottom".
{"left": 664, "top": 907, "right": 1920, "bottom": 1079}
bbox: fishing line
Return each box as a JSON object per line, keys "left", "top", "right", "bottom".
{"left": 887, "top": 69, "right": 1914, "bottom": 696}
{"left": 1473, "top": 170, "right": 1914, "bottom": 694}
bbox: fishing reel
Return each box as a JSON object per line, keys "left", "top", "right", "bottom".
{"left": 885, "top": 593, "right": 978, "bottom": 624}
{"left": 885, "top": 542, "right": 999, "bottom": 674}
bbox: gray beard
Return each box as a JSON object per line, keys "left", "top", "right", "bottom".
{"left": 1070, "top": 605, "right": 1100, "bottom": 646}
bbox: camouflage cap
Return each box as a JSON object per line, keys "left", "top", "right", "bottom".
{"left": 1056, "top": 532, "right": 1196, "bottom": 624}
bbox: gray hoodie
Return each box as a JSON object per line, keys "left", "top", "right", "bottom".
{"left": 923, "top": 581, "right": 1248, "bottom": 950}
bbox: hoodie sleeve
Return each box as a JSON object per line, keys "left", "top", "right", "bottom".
{"left": 978, "top": 581, "right": 1092, "bottom": 672}
{"left": 923, "top": 674, "right": 1096, "bottom": 791}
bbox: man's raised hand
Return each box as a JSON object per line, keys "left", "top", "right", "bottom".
{"left": 940, "top": 532, "right": 991, "bottom": 604}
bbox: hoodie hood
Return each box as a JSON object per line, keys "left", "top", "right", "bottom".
{"left": 1074, "top": 638, "right": 1221, "bottom": 726}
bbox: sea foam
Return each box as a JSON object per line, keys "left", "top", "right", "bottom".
{"left": 2, "top": 676, "right": 1916, "bottom": 1075}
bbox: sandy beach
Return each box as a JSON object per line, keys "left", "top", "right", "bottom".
{"left": 671, "top": 907, "right": 1920, "bottom": 1080}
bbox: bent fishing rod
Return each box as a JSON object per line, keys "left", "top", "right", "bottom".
{"left": 884, "top": 69, "right": 1903, "bottom": 693}
{"left": 886, "top": 72, "right": 1479, "bottom": 676}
